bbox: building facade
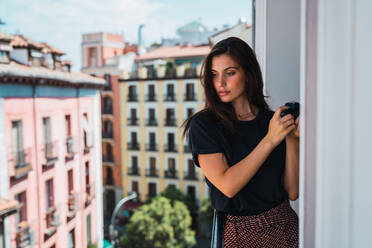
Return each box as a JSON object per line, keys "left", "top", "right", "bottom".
{"left": 0, "top": 33, "right": 104, "bottom": 248}
{"left": 119, "top": 45, "right": 210, "bottom": 209}
{"left": 81, "top": 32, "right": 137, "bottom": 238}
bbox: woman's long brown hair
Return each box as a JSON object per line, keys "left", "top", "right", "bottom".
{"left": 182, "top": 37, "right": 270, "bottom": 139}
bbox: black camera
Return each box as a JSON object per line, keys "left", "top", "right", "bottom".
{"left": 280, "top": 102, "right": 300, "bottom": 119}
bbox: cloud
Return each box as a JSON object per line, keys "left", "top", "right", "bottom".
{"left": 2, "top": 0, "right": 178, "bottom": 70}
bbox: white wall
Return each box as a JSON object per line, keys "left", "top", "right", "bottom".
{"left": 10, "top": 49, "right": 28, "bottom": 65}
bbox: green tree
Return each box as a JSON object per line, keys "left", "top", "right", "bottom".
{"left": 119, "top": 196, "right": 196, "bottom": 248}
{"left": 198, "top": 198, "right": 214, "bottom": 238}
{"left": 160, "top": 185, "right": 184, "bottom": 204}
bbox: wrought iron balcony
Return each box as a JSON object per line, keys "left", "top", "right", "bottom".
{"left": 184, "top": 92, "right": 197, "bottom": 101}
{"left": 128, "top": 167, "right": 140, "bottom": 176}
{"left": 164, "top": 144, "right": 178, "bottom": 153}
{"left": 127, "top": 117, "right": 139, "bottom": 126}
{"left": 85, "top": 182, "right": 95, "bottom": 207}
{"left": 146, "top": 118, "right": 158, "bottom": 126}
{"left": 146, "top": 168, "right": 159, "bottom": 178}
{"left": 164, "top": 118, "right": 177, "bottom": 127}
{"left": 102, "top": 107, "right": 113, "bottom": 115}
{"left": 9, "top": 148, "right": 32, "bottom": 179}
{"left": 164, "top": 93, "right": 176, "bottom": 102}
{"left": 185, "top": 68, "right": 197, "bottom": 77}
{"left": 165, "top": 68, "right": 176, "bottom": 78}
{"left": 145, "top": 94, "right": 157, "bottom": 102}
{"left": 67, "top": 193, "right": 77, "bottom": 221}
{"left": 127, "top": 93, "right": 138, "bottom": 102}
{"left": 146, "top": 143, "right": 158, "bottom": 152}
{"left": 44, "top": 207, "right": 59, "bottom": 238}
{"left": 42, "top": 141, "right": 59, "bottom": 168}
{"left": 16, "top": 222, "right": 34, "bottom": 248}
{"left": 127, "top": 142, "right": 140, "bottom": 151}
{"left": 65, "top": 136, "right": 75, "bottom": 162}
{"left": 164, "top": 169, "right": 178, "bottom": 179}
{"left": 102, "top": 155, "right": 114, "bottom": 163}
{"left": 102, "top": 131, "right": 113, "bottom": 139}
{"left": 83, "top": 131, "right": 94, "bottom": 154}
{"left": 184, "top": 170, "right": 198, "bottom": 180}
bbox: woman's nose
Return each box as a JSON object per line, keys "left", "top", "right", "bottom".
{"left": 216, "top": 75, "right": 226, "bottom": 87}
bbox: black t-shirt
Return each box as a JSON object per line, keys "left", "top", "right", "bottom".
{"left": 188, "top": 108, "right": 288, "bottom": 216}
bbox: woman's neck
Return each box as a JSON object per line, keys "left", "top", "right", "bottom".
{"left": 232, "top": 97, "right": 256, "bottom": 120}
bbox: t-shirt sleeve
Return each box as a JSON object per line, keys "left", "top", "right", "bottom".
{"left": 188, "top": 116, "right": 224, "bottom": 167}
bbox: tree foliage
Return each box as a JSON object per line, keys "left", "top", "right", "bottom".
{"left": 198, "top": 198, "right": 213, "bottom": 225}
{"left": 119, "top": 196, "right": 196, "bottom": 248}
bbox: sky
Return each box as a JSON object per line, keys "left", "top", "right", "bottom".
{"left": 1, "top": 0, "right": 252, "bottom": 71}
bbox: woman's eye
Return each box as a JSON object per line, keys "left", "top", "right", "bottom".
{"left": 226, "top": 71, "right": 236, "bottom": 76}
{"left": 211, "top": 73, "right": 217, "bottom": 78}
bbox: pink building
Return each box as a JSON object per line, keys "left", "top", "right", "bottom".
{"left": 0, "top": 33, "right": 104, "bottom": 248}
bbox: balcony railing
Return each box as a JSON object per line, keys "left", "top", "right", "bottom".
{"left": 85, "top": 182, "right": 95, "bottom": 207}
{"left": 185, "top": 68, "right": 197, "bottom": 77}
{"left": 42, "top": 141, "right": 59, "bottom": 168}
{"left": 164, "top": 93, "right": 176, "bottom": 102}
{"left": 127, "top": 142, "right": 140, "bottom": 151}
{"left": 184, "top": 92, "right": 197, "bottom": 101}
{"left": 146, "top": 118, "right": 158, "bottom": 126}
{"left": 184, "top": 170, "right": 199, "bottom": 180}
{"left": 9, "top": 148, "right": 32, "bottom": 179}
{"left": 164, "top": 144, "right": 178, "bottom": 153}
{"left": 67, "top": 193, "right": 77, "bottom": 221}
{"left": 164, "top": 169, "right": 178, "bottom": 179}
{"left": 102, "top": 155, "right": 114, "bottom": 163}
{"left": 102, "top": 131, "right": 113, "bottom": 139}
{"left": 44, "top": 207, "right": 59, "bottom": 238}
{"left": 146, "top": 143, "right": 158, "bottom": 152}
{"left": 146, "top": 168, "right": 159, "bottom": 178}
{"left": 16, "top": 222, "right": 34, "bottom": 248}
{"left": 128, "top": 167, "right": 140, "bottom": 176}
{"left": 102, "top": 107, "right": 113, "bottom": 115}
{"left": 164, "top": 118, "right": 177, "bottom": 127}
{"left": 127, "top": 94, "right": 138, "bottom": 102}
{"left": 83, "top": 131, "right": 94, "bottom": 154}
{"left": 184, "top": 144, "right": 191, "bottom": 153}
{"left": 165, "top": 68, "right": 176, "bottom": 78}
{"left": 127, "top": 118, "right": 139, "bottom": 126}
{"left": 146, "top": 94, "right": 157, "bottom": 102}
{"left": 65, "top": 136, "right": 75, "bottom": 161}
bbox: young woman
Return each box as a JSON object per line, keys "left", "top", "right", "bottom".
{"left": 183, "top": 37, "right": 299, "bottom": 247}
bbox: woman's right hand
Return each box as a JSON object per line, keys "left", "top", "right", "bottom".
{"left": 265, "top": 106, "right": 296, "bottom": 147}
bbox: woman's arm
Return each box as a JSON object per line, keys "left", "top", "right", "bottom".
{"left": 283, "top": 117, "right": 300, "bottom": 200}
{"left": 198, "top": 107, "right": 296, "bottom": 198}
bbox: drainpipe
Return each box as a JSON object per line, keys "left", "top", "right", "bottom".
{"left": 32, "top": 83, "right": 42, "bottom": 246}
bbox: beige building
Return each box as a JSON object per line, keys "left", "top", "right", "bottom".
{"left": 119, "top": 45, "right": 210, "bottom": 205}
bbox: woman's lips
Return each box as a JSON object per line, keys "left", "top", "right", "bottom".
{"left": 218, "top": 91, "right": 230, "bottom": 96}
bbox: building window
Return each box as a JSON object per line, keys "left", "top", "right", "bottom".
{"left": 165, "top": 133, "right": 177, "bottom": 152}
{"left": 185, "top": 83, "right": 196, "bottom": 101}
{"left": 165, "top": 84, "right": 176, "bottom": 101}
{"left": 128, "top": 132, "right": 139, "bottom": 150}
{"left": 104, "top": 74, "right": 111, "bottom": 90}
{"left": 103, "top": 120, "right": 113, "bottom": 138}
{"left": 186, "top": 108, "right": 195, "bottom": 119}
{"left": 11, "top": 120, "right": 26, "bottom": 167}
{"left": 88, "top": 47, "right": 97, "bottom": 68}
{"left": 87, "top": 214, "right": 92, "bottom": 245}
{"left": 146, "top": 108, "right": 157, "bottom": 126}
{"left": 68, "top": 169, "right": 74, "bottom": 194}
{"left": 45, "top": 179, "right": 54, "bottom": 209}
{"left": 65, "top": 115, "right": 74, "bottom": 159}
{"left": 15, "top": 191, "right": 27, "bottom": 224}
{"left": 103, "top": 143, "right": 113, "bottom": 162}
{"left": 68, "top": 228, "right": 75, "bottom": 248}
{"left": 0, "top": 50, "right": 9, "bottom": 63}
{"left": 131, "top": 181, "right": 139, "bottom": 196}
{"left": 147, "top": 132, "right": 157, "bottom": 151}
{"left": 43, "top": 117, "right": 57, "bottom": 162}
{"left": 146, "top": 85, "right": 156, "bottom": 101}
{"left": 128, "top": 108, "right": 138, "bottom": 126}
{"left": 147, "top": 157, "right": 158, "bottom": 177}
{"left": 185, "top": 159, "right": 198, "bottom": 180}
{"left": 148, "top": 183, "right": 157, "bottom": 198}
{"left": 165, "top": 158, "right": 177, "bottom": 178}
{"left": 128, "top": 85, "right": 138, "bottom": 102}
{"left": 129, "top": 156, "right": 139, "bottom": 175}
{"left": 83, "top": 113, "right": 93, "bottom": 153}
{"left": 102, "top": 97, "right": 113, "bottom": 114}
{"left": 85, "top": 162, "right": 90, "bottom": 194}
{"left": 105, "top": 167, "right": 114, "bottom": 185}
{"left": 186, "top": 185, "right": 196, "bottom": 201}
{"left": 165, "top": 108, "right": 176, "bottom": 126}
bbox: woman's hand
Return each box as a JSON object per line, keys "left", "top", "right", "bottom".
{"left": 264, "top": 106, "right": 296, "bottom": 147}
{"left": 287, "top": 116, "right": 300, "bottom": 140}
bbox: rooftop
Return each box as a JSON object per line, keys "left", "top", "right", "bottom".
{"left": 135, "top": 44, "right": 210, "bottom": 62}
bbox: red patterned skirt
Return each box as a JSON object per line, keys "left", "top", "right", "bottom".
{"left": 224, "top": 201, "right": 298, "bottom": 248}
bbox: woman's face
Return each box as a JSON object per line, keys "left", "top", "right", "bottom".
{"left": 211, "top": 54, "right": 246, "bottom": 104}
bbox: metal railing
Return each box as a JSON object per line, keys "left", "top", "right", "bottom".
{"left": 164, "top": 169, "right": 178, "bottom": 179}
{"left": 128, "top": 167, "right": 140, "bottom": 176}
{"left": 164, "top": 144, "right": 178, "bottom": 153}
{"left": 127, "top": 142, "right": 140, "bottom": 151}
{"left": 184, "top": 170, "right": 198, "bottom": 180}
{"left": 146, "top": 168, "right": 159, "bottom": 178}
{"left": 146, "top": 143, "right": 158, "bottom": 152}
